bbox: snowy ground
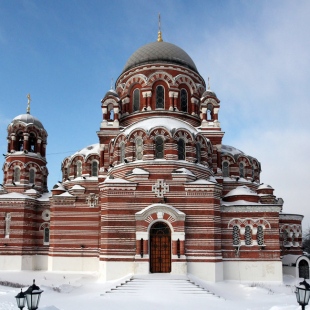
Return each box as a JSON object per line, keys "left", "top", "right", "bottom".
{"left": 0, "top": 271, "right": 305, "bottom": 310}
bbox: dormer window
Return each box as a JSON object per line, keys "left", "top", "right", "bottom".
{"left": 133, "top": 88, "right": 140, "bottom": 112}
{"left": 156, "top": 85, "right": 164, "bottom": 109}
{"left": 180, "top": 89, "right": 188, "bottom": 112}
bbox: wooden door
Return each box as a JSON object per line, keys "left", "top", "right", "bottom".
{"left": 150, "top": 222, "right": 171, "bottom": 273}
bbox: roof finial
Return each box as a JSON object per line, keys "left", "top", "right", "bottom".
{"left": 26, "top": 93, "right": 31, "bottom": 114}
{"left": 208, "top": 77, "right": 211, "bottom": 90}
{"left": 157, "top": 13, "right": 163, "bottom": 42}
{"left": 110, "top": 78, "right": 114, "bottom": 90}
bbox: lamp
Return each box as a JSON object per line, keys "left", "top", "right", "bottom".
{"left": 15, "top": 289, "right": 26, "bottom": 310}
{"left": 295, "top": 279, "right": 310, "bottom": 310}
{"left": 24, "top": 279, "right": 43, "bottom": 310}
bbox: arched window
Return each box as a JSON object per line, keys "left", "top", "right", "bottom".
{"left": 120, "top": 142, "right": 125, "bottom": 163}
{"left": 44, "top": 227, "right": 50, "bottom": 245}
{"left": 245, "top": 225, "right": 252, "bottom": 246}
{"left": 17, "top": 132, "right": 24, "bottom": 151}
{"left": 233, "top": 225, "right": 240, "bottom": 246}
{"left": 180, "top": 89, "right": 188, "bottom": 112}
{"left": 299, "top": 260, "right": 310, "bottom": 279}
{"left": 133, "top": 88, "right": 140, "bottom": 112}
{"left": 91, "top": 161, "right": 98, "bottom": 177}
{"left": 283, "top": 230, "right": 289, "bottom": 246}
{"left": 135, "top": 137, "right": 143, "bottom": 160}
{"left": 257, "top": 226, "right": 264, "bottom": 246}
{"left": 76, "top": 161, "right": 82, "bottom": 177}
{"left": 239, "top": 162, "right": 245, "bottom": 178}
{"left": 29, "top": 133, "right": 36, "bottom": 152}
{"left": 222, "top": 161, "right": 229, "bottom": 177}
{"left": 207, "top": 103, "right": 213, "bottom": 120}
{"left": 196, "top": 143, "right": 201, "bottom": 164}
{"left": 29, "top": 169, "right": 35, "bottom": 184}
{"left": 67, "top": 166, "right": 70, "bottom": 179}
{"left": 108, "top": 104, "right": 114, "bottom": 120}
{"left": 178, "top": 139, "right": 185, "bottom": 160}
{"left": 155, "top": 136, "right": 164, "bottom": 159}
{"left": 14, "top": 166, "right": 20, "bottom": 182}
{"left": 156, "top": 85, "right": 164, "bottom": 109}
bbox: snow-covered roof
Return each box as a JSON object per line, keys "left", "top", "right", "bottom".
{"left": 282, "top": 254, "right": 305, "bottom": 266}
{"left": 132, "top": 168, "right": 149, "bottom": 175}
{"left": 71, "top": 184, "right": 85, "bottom": 190}
{"left": 173, "top": 168, "right": 195, "bottom": 176}
{"left": 257, "top": 183, "right": 274, "bottom": 190}
{"left": 221, "top": 145, "right": 244, "bottom": 156}
{"left": 11, "top": 113, "right": 44, "bottom": 129}
{"left": 0, "top": 192, "right": 34, "bottom": 199}
{"left": 187, "top": 179, "right": 215, "bottom": 185}
{"left": 123, "top": 117, "right": 197, "bottom": 135}
{"left": 224, "top": 185, "right": 258, "bottom": 198}
{"left": 68, "top": 144, "right": 100, "bottom": 159}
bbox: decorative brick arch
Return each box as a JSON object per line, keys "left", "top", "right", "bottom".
{"left": 147, "top": 71, "right": 175, "bottom": 88}
{"left": 149, "top": 128, "right": 171, "bottom": 140}
{"left": 174, "top": 74, "right": 197, "bottom": 95}
{"left": 228, "top": 218, "right": 271, "bottom": 229}
{"left": 123, "top": 74, "right": 148, "bottom": 95}
{"left": 173, "top": 129, "right": 195, "bottom": 143}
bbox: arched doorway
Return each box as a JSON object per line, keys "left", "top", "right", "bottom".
{"left": 299, "top": 259, "right": 310, "bottom": 279}
{"left": 150, "top": 222, "right": 171, "bottom": 273}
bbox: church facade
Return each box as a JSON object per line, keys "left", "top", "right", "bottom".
{"left": 0, "top": 31, "right": 307, "bottom": 282}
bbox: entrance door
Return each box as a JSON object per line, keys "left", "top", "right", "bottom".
{"left": 150, "top": 222, "right": 171, "bottom": 273}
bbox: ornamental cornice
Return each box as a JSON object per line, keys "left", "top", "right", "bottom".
{"left": 221, "top": 205, "right": 282, "bottom": 213}
{"left": 279, "top": 213, "right": 304, "bottom": 221}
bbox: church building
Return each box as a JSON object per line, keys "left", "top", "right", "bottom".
{"left": 0, "top": 29, "right": 307, "bottom": 282}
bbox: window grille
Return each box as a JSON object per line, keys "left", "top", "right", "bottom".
{"left": 76, "top": 161, "right": 82, "bottom": 177}
{"left": 196, "top": 143, "right": 201, "bottom": 164}
{"left": 233, "top": 225, "right": 240, "bottom": 246}
{"left": 239, "top": 162, "right": 245, "bottom": 178}
{"left": 257, "top": 226, "right": 264, "bottom": 245}
{"left": 245, "top": 225, "right": 252, "bottom": 245}
{"left": 155, "top": 136, "right": 164, "bottom": 159}
{"left": 283, "top": 230, "right": 289, "bottom": 246}
{"left": 91, "top": 161, "right": 98, "bottom": 177}
{"left": 120, "top": 142, "right": 125, "bottom": 163}
{"left": 178, "top": 139, "right": 185, "bottom": 160}
{"left": 223, "top": 161, "right": 229, "bottom": 177}
{"left": 135, "top": 138, "right": 143, "bottom": 160}
{"left": 180, "top": 89, "right": 187, "bottom": 112}
{"left": 14, "top": 167, "right": 20, "bottom": 182}
{"left": 133, "top": 89, "right": 140, "bottom": 112}
{"left": 44, "top": 227, "right": 50, "bottom": 244}
{"left": 29, "top": 169, "right": 35, "bottom": 184}
{"left": 156, "top": 86, "right": 164, "bottom": 109}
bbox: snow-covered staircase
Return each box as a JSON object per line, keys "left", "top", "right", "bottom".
{"left": 105, "top": 274, "right": 215, "bottom": 297}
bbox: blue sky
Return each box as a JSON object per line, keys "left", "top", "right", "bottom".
{"left": 1, "top": 1, "right": 310, "bottom": 227}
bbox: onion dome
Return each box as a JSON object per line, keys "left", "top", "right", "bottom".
{"left": 123, "top": 41, "right": 198, "bottom": 74}
{"left": 202, "top": 89, "right": 218, "bottom": 99}
{"left": 10, "top": 113, "right": 44, "bottom": 130}
{"left": 104, "top": 88, "right": 119, "bottom": 99}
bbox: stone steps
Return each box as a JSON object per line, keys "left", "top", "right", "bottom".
{"left": 104, "top": 275, "right": 215, "bottom": 297}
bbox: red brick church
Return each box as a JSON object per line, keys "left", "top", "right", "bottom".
{"left": 0, "top": 29, "right": 307, "bottom": 281}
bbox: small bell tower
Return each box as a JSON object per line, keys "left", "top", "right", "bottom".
{"left": 2, "top": 94, "right": 48, "bottom": 193}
